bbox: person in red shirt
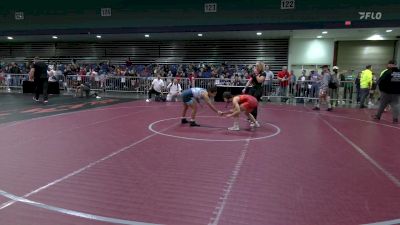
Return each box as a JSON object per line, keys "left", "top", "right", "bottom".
{"left": 188, "top": 72, "right": 196, "bottom": 88}
{"left": 277, "top": 66, "right": 290, "bottom": 102}
{"left": 221, "top": 92, "right": 261, "bottom": 131}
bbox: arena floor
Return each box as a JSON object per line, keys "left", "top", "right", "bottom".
{"left": 0, "top": 94, "right": 399, "bottom": 225}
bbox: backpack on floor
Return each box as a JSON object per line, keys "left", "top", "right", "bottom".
{"left": 155, "top": 95, "right": 166, "bottom": 102}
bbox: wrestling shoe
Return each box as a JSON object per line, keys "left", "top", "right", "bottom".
{"left": 190, "top": 121, "right": 200, "bottom": 127}
{"left": 228, "top": 126, "right": 240, "bottom": 131}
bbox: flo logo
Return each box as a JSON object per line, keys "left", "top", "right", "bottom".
{"left": 359, "top": 12, "right": 382, "bottom": 20}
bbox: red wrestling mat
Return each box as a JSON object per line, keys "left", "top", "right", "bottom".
{"left": 0, "top": 101, "right": 399, "bottom": 225}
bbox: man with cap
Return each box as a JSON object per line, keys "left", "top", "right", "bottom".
{"left": 373, "top": 60, "right": 400, "bottom": 124}
{"left": 330, "top": 66, "right": 340, "bottom": 106}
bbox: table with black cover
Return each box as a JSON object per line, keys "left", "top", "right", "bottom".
{"left": 23, "top": 81, "right": 60, "bottom": 94}
{"left": 215, "top": 85, "right": 246, "bottom": 102}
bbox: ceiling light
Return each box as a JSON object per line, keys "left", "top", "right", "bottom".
{"left": 96, "top": 35, "right": 102, "bottom": 38}
{"left": 7, "top": 36, "right": 13, "bottom": 40}
{"left": 52, "top": 36, "right": 58, "bottom": 39}
{"left": 317, "top": 36, "right": 323, "bottom": 38}
{"left": 322, "top": 31, "right": 328, "bottom": 34}
{"left": 386, "top": 29, "right": 393, "bottom": 33}
{"left": 197, "top": 33, "right": 203, "bottom": 37}
{"left": 256, "top": 32, "right": 262, "bottom": 36}
{"left": 367, "top": 34, "right": 383, "bottom": 40}
{"left": 144, "top": 34, "right": 150, "bottom": 38}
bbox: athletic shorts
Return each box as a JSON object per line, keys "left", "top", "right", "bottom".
{"left": 181, "top": 89, "right": 194, "bottom": 105}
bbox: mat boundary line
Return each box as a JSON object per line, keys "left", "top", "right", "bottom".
{"left": 0, "top": 122, "right": 177, "bottom": 210}
{"left": 0, "top": 190, "right": 160, "bottom": 225}
{"left": 321, "top": 118, "right": 400, "bottom": 188}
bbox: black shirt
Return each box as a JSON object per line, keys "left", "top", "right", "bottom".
{"left": 10, "top": 66, "right": 20, "bottom": 74}
{"left": 33, "top": 61, "right": 48, "bottom": 79}
{"left": 251, "top": 71, "right": 266, "bottom": 90}
{"left": 378, "top": 67, "right": 400, "bottom": 94}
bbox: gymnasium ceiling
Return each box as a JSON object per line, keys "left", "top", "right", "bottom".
{"left": 0, "top": 27, "right": 399, "bottom": 42}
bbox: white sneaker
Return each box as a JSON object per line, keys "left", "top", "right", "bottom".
{"left": 228, "top": 126, "right": 240, "bottom": 131}
{"left": 250, "top": 122, "right": 261, "bottom": 128}
{"left": 96, "top": 96, "right": 102, "bottom": 99}
{"left": 145, "top": 99, "right": 150, "bottom": 102}
{"left": 368, "top": 101, "right": 373, "bottom": 106}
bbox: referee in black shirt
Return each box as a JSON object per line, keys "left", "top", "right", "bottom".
{"left": 242, "top": 62, "right": 266, "bottom": 119}
{"left": 29, "top": 57, "right": 49, "bottom": 103}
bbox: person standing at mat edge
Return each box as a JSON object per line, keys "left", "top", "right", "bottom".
{"left": 181, "top": 87, "right": 222, "bottom": 127}
{"left": 313, "top": 65, "right": 333, "bottom": 111}
{"left": 242, "top": 62, "right": 266, "bottom": 119}
{"left": 146, "top": 74, "right": 165, "bottom": 102}
{"left": 373, "top": 60, "right": 400, "bottom": 124}
{"left": 359, "top": 65, "right": 373, "bottom": 108}
{"left": 29, "top": 57, "right": 49, "bottom": 103}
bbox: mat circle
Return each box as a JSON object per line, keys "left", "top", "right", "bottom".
{"left": 148, "top": 116, "right": 281, "bottom": 142}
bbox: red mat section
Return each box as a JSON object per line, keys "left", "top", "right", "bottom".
{"left": 216, "top": 108, "right": 400, "bottom": 225}
{"left": 0, "top": 101, "right": 399, "bottom": 225}
{"left": 0, "top": 106, "right": 158, "bottom": 196}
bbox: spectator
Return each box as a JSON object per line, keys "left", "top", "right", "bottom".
{"left": 309, "top": 70, "right": 321, "bottom": 101}
{"left": 29, "top": 57, "right": 49, "bottom": 103}
{"left": 188, "top": 72, "right": 196, "bottom": 88}
{"left": 264, "top": 65, "right": 274, "bottom": 102}
{"left": 231, "top": 74, "right": 242, "bottom": 86}
{"left": 277, "top": 66, "right": 290, "bottom": 102}
{"left": 9, "top": 62, "right": 21, "bottom": 74}
{"left": 125, "top": 58, "right": 132, "bottom": 67}
{"left": 355, "top": 72, "right": 361, "bottom": 104}
{"left": 75, "top": 81, "right": 101, "bottom": 99}
{"left": 146, "top": 74, "right": 165, "bottom": 102}
{"left": 166, "top": 70, "right": 173, "bottom": 83}
{"left": 368, "top": 75, "right": 378, "bottom": 106}
{"left": 313, "top": 65, "right": 333, "bottom": 111}
{"left": 166, "top": 78, "right": 182, "bottom": 102}
{"left": 373, "top": 60, "right": 400, "bottom": 124}
{"left": 359, "top": 65, "right": 373, "bottom": 108}
{"left": 343, "top": 69, "right": 356, "bottom": 104}
{"left": 329, "top": 66, "right": 340, "bottom": 107}
{"left": 296, "top": 70, "right": 308, "bottom": 102}
{"left": 289, "top": 70, "right": 297, "bottom": 96}
{"left": 337, "top": 67, "right": 346, "bottom": 104}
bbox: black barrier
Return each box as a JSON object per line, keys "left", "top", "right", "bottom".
{"left": 215, "top": 85, "right": 246, "bottom": 102}
{"left": 23, "top": 81, "right": 60, "bottom": 94}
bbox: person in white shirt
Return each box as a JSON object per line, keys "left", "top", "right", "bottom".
{"left": 47, "top": 67, "right": 57, "bottom": 82}
{"left": 146, "top": 74, "right": 165, "bottom": 102}
{"left": 264, "top": 65, "right": 274, "bottom": 102}
{"left": 166, "top": 78, "right": 182, "bottom": 102}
